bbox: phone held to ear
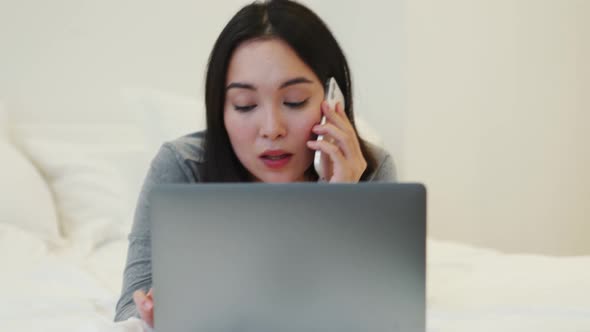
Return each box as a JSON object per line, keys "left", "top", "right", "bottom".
{"left": 314, "top": 77, "right": 345, "bottom": 181}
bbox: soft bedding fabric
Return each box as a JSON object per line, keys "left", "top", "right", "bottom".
{"left": 0, "top": 139, "right": 63, "bottom": 245}
{"left": 17, "top": 138, "right": 131, "bottom": 251}
{"left": 0, "top": 105, "right": 62, "bottom": 245}
{"left": 426, "top": 240, "right": 590, "bottom": 331}
{"left": 1, "top": 231, "right": 589, "bottom": 332}
{"left": 8, "top": 123, "right": 151, "bottom": 255}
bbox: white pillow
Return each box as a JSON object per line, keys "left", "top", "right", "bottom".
{"left": 0, "top": 138, "right": 63, "bottom": 246}
{"left": 16, "top": 137, "right": 133, "bottom": 253}
{"left": 121, "top": 88, "right": 206, "bottom": 157}
{"left": 12, "top": 123, "right": 151, "bottom": 210}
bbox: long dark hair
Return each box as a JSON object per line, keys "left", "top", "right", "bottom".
{"left": 202, "top": 0, "right": 378, "bottom": 182}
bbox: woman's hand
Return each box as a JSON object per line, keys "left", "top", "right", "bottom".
{"left": 307, "top": 101, "right": 367, "bottom": 183}
{"left": 133, "top": 288, "right": 154, "bottom": 328}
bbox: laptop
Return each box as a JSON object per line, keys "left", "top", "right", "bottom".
{"left": 150, "top": 183, "right": 426, "bottom": 332}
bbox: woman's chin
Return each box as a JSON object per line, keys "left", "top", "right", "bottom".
{"left": 255, "top": 171, "right": 302, "bottom": 183}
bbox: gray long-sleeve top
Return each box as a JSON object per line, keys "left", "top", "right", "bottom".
{"left": 114, "top": 130, "right": 396, "bottom": 322}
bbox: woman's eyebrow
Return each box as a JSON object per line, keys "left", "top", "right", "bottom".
{"left": 279, "top": 77, "right": 313, "bottom": 89}
{"left": 225, "top": 77, "right": 313, "bottom": 92}
{"left": 226, "top": 82, "right": 256, "bottom": 91}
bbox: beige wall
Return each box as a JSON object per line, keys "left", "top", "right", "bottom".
{"left": 404, "top": 0, "right": 590, "bottom": 255}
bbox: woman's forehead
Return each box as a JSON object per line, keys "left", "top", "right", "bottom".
{"left": 226, "top": 38, "right": 320, "bottom": 88}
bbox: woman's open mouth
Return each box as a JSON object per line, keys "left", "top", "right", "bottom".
{"left": 260, "top": 150, "right": 293, "bottom": 169}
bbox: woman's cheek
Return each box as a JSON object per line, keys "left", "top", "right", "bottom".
{"left": 290, "top": 114, "right": 318, "bottom": 141}
{"left": 306, "top": 105, "right": 323, "bottom": 136}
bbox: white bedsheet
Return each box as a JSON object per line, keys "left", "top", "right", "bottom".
{"left": 1, "top": 222, "right": 589, "bottom": 332}
{"left": 427, "top": 241, "right": 590, "bottom": 331}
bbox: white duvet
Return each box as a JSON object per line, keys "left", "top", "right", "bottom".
{"left": 1, "top": 221, "right": 589, "bottom": 332}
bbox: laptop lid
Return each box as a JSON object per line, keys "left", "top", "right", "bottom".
{"left": 150, "top": 183, "right": 426, "bottom": 332}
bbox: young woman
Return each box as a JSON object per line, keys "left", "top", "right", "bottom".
{"left": 115, "top": 0, "right": 395, "bottom": 326}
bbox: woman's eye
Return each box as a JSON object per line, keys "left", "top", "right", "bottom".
{"left": 234, "top": 104, "right": 257, "bottom": 112}
{"left": 284, "top": 98, "right": 309, "bottom": 109}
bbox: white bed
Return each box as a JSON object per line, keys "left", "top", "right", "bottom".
{"left": 1, "top": 96, "right": 589, "bottom": 332}
{"left": 2, "top": 224, "right": 589, "bottom": 332}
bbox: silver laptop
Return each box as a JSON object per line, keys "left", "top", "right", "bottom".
{"left": 150, "top": 183, "right": 426, "bottom": 332}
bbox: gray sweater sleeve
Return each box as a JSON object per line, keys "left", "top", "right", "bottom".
{"left": 369, "top": 154, "right": 397, "bottom": 182}
{"left": 114, "top": 143, "right": 192, "bottom": 322}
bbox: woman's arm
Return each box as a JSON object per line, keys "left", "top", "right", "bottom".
{"left": 114, "top": 143, "right": 192, "bottom": 322}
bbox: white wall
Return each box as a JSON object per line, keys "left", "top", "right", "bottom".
{"left": 0, "top": 0, "right": 404, "bottom": 158}
{"left": 0, "top": 0, "right": 245, "bottom": 123}
{"left": 405, "top": 0, "right": 590, "bottom": 255}
{"left": 1, "top": 0, "right": 588, "bottom": 255}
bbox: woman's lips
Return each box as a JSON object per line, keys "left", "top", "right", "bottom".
{"left": 259, "top": 152, "right": 293, "bottom": 169}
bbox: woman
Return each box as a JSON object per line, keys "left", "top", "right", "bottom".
{"left": 115, "top": 0, "right": 395, "bottom": 326}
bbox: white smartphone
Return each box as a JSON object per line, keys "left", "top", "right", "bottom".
{"left": 314, "top": 77, "right": 345, "bottom": 181}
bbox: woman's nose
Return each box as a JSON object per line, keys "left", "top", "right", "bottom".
{"left": 259, "top": 107, "right": 287, "bottom": 140}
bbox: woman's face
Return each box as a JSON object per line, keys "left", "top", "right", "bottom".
{"left": 224, "top": 38, "right": 324, "bottom": 183}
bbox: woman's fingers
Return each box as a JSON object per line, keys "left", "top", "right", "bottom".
{"left": 307, "top": 139, "right": 348, "bottom": 180}
{"left": 312, "top": 122, "right": 356, "bottom": 158}
{"left": 133, "top": 289, "right": 154, "bottom": 328}
{"left": 320, "top": 101, "right": 353, "bottom": 132}
{"left": 309, "top": 100, "right": 367, "bottom": 182}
